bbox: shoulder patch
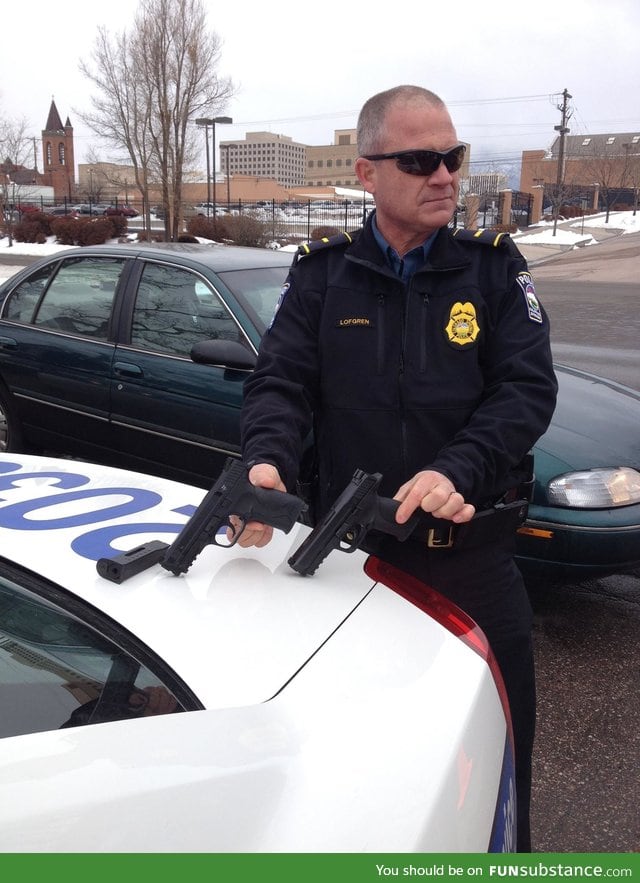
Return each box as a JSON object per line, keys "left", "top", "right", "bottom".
{"left": 516, "top": 272, "right": 543, "bottom": 323}
{"left": 452, "top": 228, "right": 510, "bottom": 247}
{"left": 296, "top": 231, "right": 354, "bottom": 261}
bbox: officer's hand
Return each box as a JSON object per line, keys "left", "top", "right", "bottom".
{"left": 393, "top": 470, "right": 476, "bottom": 525}
{"left": 231, "top": 463, "right": 287, "bottom": 548}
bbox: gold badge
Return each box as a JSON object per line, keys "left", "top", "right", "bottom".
{"left": 445, "top": 302, "right": 480, "bottom": 347}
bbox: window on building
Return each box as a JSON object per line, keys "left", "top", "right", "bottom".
{"left": 46, "top": 143, "right": 52, "bottom": 166}
{"left": 58, "top": 143, "right": 65, "bottom": 164}
{"left": 606, "top": 137, "right": 616, "bottom": 145}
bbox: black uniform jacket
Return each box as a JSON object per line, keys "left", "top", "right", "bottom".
{"left": 241, "top": 216, "right": 558, "bottom": 516}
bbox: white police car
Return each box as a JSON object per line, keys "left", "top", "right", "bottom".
{"left": 0, "top": 454, "right": 515, "bottom": 852}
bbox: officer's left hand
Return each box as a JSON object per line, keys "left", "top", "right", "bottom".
{"left": 394, "top": 470, "right": 476, "bottom": 525}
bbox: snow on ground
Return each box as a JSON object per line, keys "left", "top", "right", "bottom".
{"left": 513, "top": 210, "right": 640, "bottom": 247}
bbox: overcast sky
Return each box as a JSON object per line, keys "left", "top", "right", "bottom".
{"left": 2, "top": 0, "right": 639, "bottom": 172}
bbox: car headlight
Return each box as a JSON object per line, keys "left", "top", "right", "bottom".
{"left": 547, "top": 467, "right": 640, "bottom": 508}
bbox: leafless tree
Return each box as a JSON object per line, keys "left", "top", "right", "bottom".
{"left": 621, "top": 142, "right": 640, "bottom": 216}
{"left": 0, "top": 116, "right": 33, "bottom": 245}
{"left": 583, "top": 141, "right": 630, "bottom": 223}
{"left": 79, "top": 0, "right": 233, "bottom": 240}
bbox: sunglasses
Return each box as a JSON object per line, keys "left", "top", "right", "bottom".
{"left": 362, "top": 143, "right": 466, "bottom": 176}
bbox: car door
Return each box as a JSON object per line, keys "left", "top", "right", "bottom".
{"left": 111, "top": 260, "right": 254, "bottom": 486}
{"left": 0, "top": 255, "right": 126, "bottom": 453}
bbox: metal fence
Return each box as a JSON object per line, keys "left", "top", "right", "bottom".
{"left": 4, "top": 196, "right": 464, "bottom": 243}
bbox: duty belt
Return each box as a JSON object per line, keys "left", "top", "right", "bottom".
{"left": 418, "top": 498, "right": 529, "bottom": 551}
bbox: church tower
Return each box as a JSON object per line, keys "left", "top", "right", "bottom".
{"left": 42, "top": 100, "right": 75, "bottom": 201}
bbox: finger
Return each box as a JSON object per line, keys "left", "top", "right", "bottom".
{"left": 429, "top": 496, "right": 476, "bottom": 524}
{"left": 396, "top": 482, "right": 453, "bottom": 522}
{"left": 236, "top": 524, "right": 274, "bottom": 548}
{"left": 248, "top": 463, "right": 285, "bottom": 492}
{"left": 451, "top": 503, "right": 476, "bottom": 523}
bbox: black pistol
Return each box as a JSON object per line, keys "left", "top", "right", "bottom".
{"left": 161, "top": 458, "right": 307, "bottom": 575}
{"left": 96, "top": 458, "right": 307, "bottom": 582}
{"left": 288, "top": 470, "right": 417, "bottom": 577}
{"left": 288, "top": 469, "right": 530, "bottom": 576}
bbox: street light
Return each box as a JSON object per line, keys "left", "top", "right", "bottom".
{"left": 196, "top": 116, "right": 233, "bottom": 218}
{"left": 195, "top": 119, "right": 212, "bottom": 213}
{"left": 223, "top": 143, "right": 237, "bottom": 210}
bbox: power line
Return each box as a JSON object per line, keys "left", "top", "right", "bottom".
{"left": 234, "top": 93, "right": 559, "bottom": 128}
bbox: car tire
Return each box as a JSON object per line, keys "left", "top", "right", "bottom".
{"left": 0, "top": 388, "right": 23, "bottom": 452}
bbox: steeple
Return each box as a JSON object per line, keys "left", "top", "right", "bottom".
{"left": 44, "top": 99, "right": 65, "bottom": 134}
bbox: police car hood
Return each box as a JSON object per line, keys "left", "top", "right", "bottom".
{"left": 0, "top": 454, "right": 376, "bottom": 710}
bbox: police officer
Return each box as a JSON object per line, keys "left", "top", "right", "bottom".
{"left": 239, "top": 85, "right": 558, "bottom": 851}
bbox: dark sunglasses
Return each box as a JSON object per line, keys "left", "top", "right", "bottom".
{"left": 362, "top": 143, "right": 466, "bottom": 176}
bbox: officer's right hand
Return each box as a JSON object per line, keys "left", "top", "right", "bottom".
{"left": 231, "top": 463, "right": 286, "bottom": 548}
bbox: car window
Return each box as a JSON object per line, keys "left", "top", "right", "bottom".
{"left": 0, "top": 573, "right": 185, "bottom": 738}
{"left": 216, "top": 266, "right": 289, "bottom": 333}
{"left": 130, "top": 262, "right": 245, "bottom": 356}
{"left": 28, "top": 256, "right": 124, "bottom": 339}
{"left": 2, "top": 264, "right": 58, "bottom": 323}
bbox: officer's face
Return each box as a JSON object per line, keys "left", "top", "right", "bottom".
{"left": 355, "top": 100, "right": 460, "bottom": 255}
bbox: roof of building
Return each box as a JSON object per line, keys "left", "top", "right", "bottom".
{"left": 44, "top": 100, "right": 65, "bottom": 133}
{"left": 550, "top": 132, "right": 640, "bottom": 157}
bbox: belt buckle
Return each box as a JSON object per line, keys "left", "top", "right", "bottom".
{"left": 426, "top": 526, "right": 454, "bottom": 549}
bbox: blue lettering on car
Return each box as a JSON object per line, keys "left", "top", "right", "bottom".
{"left": 0, "top": 462, "right": 197, "bottom": 562}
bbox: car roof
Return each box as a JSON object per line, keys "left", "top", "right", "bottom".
{"left": 26, "top": 241, "right": 294, "bottom": 274}
{"left": 0, "top": 454, "right": 375, "bottom": 710}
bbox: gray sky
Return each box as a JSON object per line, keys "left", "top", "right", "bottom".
{"left": 2, "top": 0, "right": 639, "bottom": 170}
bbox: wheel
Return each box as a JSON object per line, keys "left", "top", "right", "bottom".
{"left": 0, "top": 388, "right": 23, "bottom": 451}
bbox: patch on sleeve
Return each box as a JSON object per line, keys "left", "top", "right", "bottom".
{"left": 268, "top": 281, "right": 290, "bottom": 331}
{"left": 516, "top": 272, "right": 543, "bottom": 323}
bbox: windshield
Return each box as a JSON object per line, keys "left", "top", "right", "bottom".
{"left": 217, "top": 266, "right": 289, "bottom": 334}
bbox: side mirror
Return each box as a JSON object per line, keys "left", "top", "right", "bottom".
{"left": 191, "top": 340, "right": 257, "bottom": 370}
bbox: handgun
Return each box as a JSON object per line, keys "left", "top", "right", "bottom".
{"left": 288, "top": 469, "right": 418, "bottom": 576}
{"left": 96, "top": 458, "right": 307, "bottom": 582}
{"left": 161, "top": 457, "right": 307, "bottom": 575}
{"left": 288, "top": 468, "right": 529, "bottom": 576}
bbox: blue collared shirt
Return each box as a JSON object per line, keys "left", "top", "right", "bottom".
{"left": 372, "top": 213, "right": 437, "bottom": 283}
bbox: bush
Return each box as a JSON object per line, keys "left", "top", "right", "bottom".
{"left": 186, "top": 213, "right": 271, "bottom": 247}
{"left": 106, "top": 215, "right": 128, "bottom": 237}
{"left": 77, "top": 218, "right": 116, "bottom": 246}
{"left": 13, "top": 212, "right": 53, "bottom": 242}
{"left": 49, "top": 215, "right": 124, "bottom": 246}
{"left": 310, "top": 226, "right": 340, "bottom": 240}
{"left": 223, "top": 214, "right": 271, "bottom": 248}
{"left": 51, "top": 217, "right": 82, "bottom": 245}
{"left": 186, "top": 215, "right": 228, "bottom": 241}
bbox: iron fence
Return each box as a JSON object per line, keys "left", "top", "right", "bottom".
{"left": 3, "top": 196, "right": 462, "bottom": 243}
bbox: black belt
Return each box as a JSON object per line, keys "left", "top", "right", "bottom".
{"left": 416, "top": 498, "right": 529, "bottom": 551}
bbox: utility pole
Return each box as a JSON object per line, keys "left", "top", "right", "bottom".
{"left": 553, "top": 88, "right": 572, "bottom": 236}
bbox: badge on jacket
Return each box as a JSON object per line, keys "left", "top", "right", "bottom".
{"left": 516, "top": 273, "right": 543, "bottom": 323}
{"left": 445, "top": 301, "right": 480, "bottom": 347}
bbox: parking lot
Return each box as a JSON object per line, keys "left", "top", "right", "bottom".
{"left": 525, "top": 233, "right": 640, "bottom": 853}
